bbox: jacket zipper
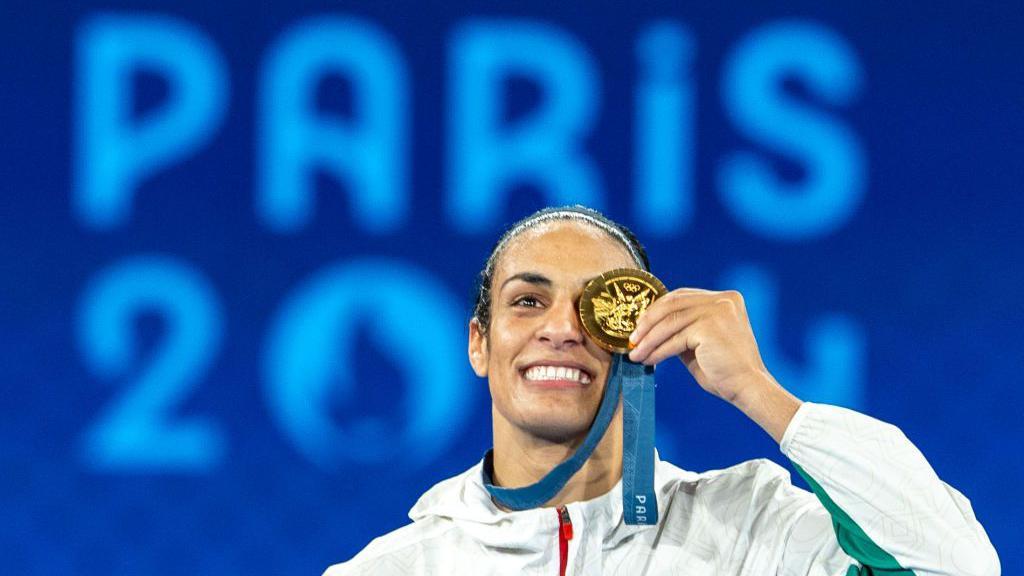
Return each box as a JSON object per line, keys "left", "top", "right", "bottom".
{"left": 557, "top": 506, "right": 574, "bottom": 576}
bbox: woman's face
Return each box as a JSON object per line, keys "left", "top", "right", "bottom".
{"left": 469, "top": 220, "right": 637, "bottom": 443}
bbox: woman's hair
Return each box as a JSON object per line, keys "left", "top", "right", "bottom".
{"left": 472, "top": 205, "right": 650, "bottom": 333}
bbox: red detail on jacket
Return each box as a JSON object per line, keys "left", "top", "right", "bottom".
{"left": 557, "top": 506, "right": 573, "bottom": 576}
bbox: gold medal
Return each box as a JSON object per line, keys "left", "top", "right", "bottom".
{"left": 578, "top": 268, "right": 668, "bottom": 354}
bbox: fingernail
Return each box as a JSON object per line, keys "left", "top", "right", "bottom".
{"left": 628, "top": 332, "right": 637, "bottom": 343}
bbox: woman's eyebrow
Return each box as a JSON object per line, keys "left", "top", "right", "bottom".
{"left": 499, "top": 272, "right": 552, "bottom": 292}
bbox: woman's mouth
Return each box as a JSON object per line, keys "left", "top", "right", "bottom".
{"left": 522, "top": 365, "right": 592, "bottom": 386}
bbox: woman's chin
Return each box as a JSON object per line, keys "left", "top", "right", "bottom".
{"left": 521, "top": 415, "right": 592, "bottom": 444}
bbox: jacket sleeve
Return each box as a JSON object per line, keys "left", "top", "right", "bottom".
{"left": 776, "top": 402, "right": 999, "bottom": 576}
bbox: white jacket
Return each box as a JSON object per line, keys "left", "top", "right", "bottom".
{"left": 324, "top": 403, "right": 999, "bottom": 575}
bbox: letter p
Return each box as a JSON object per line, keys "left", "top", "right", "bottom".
{"left": 74, "top": 15, "right": 227, "bottom": 229}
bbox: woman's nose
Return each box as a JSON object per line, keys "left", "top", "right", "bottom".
{"left": 537, "top": 298, "right": 585, "bottom": 348}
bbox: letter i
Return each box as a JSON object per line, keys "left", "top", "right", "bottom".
{"left": 634, "top": 22, "right": 695, "bottom": 237}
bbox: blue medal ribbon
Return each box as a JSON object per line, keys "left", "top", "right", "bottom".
{"left": 483, "top": 354, "right": 658, "bottom": 525}
{"left": 620, "top": 357, "right": 657, "bottom": 525}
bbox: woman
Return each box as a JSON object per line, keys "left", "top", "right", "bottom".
{"left": 325, "top": 205, "right": 999, "bottom": 576}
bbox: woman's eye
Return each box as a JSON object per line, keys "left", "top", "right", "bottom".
{"left": 513, "top": 295, "right": 541, "bottom": 308}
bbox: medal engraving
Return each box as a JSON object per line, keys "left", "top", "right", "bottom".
{"left": 579, "top": 268, "right": 668, "bottom": 353}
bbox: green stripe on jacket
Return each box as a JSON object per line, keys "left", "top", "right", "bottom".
{"left": 792, "top": 463, "right": 916, "bottom": 575}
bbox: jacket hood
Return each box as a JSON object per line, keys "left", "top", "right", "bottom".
{"left": 408, "top": 450, "right": 699, "bottom": 552}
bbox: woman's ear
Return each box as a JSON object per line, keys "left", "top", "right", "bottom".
{"left": 468, "top": 317, "right": 488, "bottom": 378}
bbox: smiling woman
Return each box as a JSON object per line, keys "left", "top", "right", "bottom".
{"left": 467, "top": 208, "right": 643, "bottom": 499}
{"left": 324, "top": 205, "right": 1000, "bottom": 576}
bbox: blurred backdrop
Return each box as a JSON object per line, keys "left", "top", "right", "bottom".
{"left": 1, "top": 1, "right": 1021, "bottom": 574}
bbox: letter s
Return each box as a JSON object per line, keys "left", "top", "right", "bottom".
{"left": 718, "top": 20, "right": 865, "bottom": 241}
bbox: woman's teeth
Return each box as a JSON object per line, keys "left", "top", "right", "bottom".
{"left": 523, "top": 365, "right": 591, "bottom": 384}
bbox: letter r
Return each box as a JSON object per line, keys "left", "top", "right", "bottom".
{"left": 447, "top": 19, "right": 604, "bottom": 233}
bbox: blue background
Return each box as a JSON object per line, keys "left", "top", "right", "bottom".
{"left": 1, "top": 1, "right": 1021, "bottom": 574}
